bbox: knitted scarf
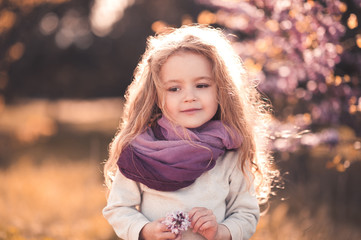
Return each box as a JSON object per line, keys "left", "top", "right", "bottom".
{"left": 117, "top": 116, "right": 242, "bottom": 191}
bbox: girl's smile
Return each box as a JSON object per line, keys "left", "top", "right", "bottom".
{"left": 181, "top": 108, "right": 201, "bottom": 114}
{"left": 160, "top": 51, "right": 218, "bottom": 128}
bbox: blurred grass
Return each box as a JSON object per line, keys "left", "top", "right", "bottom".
{"left": 0, "top": 159, "right": 115, "bottom": 240}
{"left": 0, "top": 98, "right": 120, "bottom": 240}
{"left": 252, "top": 202, "right": 361, "bottom": 240}
{"left": 0, "top": 98, "right": 360, "bottom": 240}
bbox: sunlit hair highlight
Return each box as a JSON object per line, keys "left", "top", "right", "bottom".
{"left": 104, "top": 25, "right": 278, "bottom": 204}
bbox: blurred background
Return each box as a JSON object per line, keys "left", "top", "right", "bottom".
{"left": 0, "top": 0, "right": 360, "bottom": 239}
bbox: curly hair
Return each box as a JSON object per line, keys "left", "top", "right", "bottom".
{"left": 104, "top": 25, "right": 278, "bottom": 204}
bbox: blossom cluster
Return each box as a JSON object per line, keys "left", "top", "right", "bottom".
{"left": 162, "top": 211, "right": 191, "bottom": 235}
{"left": 197, "top": 0, "right": 361, "bottom": 128}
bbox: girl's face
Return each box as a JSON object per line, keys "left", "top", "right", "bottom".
{"left": 159, "top": 51, "right": 218, "bottom": 128}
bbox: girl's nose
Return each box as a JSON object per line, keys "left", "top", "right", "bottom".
{"left": 184, "top": 88, "right": 197, "bottom": 102}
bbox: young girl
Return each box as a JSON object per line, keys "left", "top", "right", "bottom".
{"left": 103, "top": 25, "right": 274, "bottom": 240}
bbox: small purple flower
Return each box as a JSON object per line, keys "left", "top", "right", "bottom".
{"left": 162, "top": 210, "right": 191, "bottom": 235}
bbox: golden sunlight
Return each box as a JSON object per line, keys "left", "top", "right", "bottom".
{"left": 90, "top": 0, "right": 135, "bottom": 37}
{"left": 197, "top": 10, "right": 217, "bottom": 25}
{"left": 347, "top": 13, "right": 358, "bottom": 29}
{"left": 0, "top": 98, "right": 122, "bottom": 143}
{"left": 8, "top": 42, "right": 25, "bottom": 62}
{"left": 0, "top": 9, "right": 16, "bottom": 34}
{"left": 151, "top": 20, "right": 168, "bottom": 33}
{"left": 356, "top": 34, "right": 361, "bottom": 48}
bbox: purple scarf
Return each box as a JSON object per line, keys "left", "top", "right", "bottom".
{"left": 117, "top": 117, "right": 242, "bottom": 191}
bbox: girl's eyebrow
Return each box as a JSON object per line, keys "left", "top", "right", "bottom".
{"left": 164, "top": 76, "right": 213, "bottom": 83}
{"left": 164, "top": 79, "right": 182, "bottom": 83}
{"left": 195, "top": 76, "right": 213, "bottom": 81}
{"left": 193, "top": 76, "right": 214, "bottom": 83}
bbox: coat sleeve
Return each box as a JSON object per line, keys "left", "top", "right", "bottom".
{"left": 221, "top": 163, "right": 260, "bottom": 240}
{"left": 102, "top": 170, "right": 150, "bottom": 240}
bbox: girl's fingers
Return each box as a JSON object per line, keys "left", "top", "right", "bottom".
{"left": 189, "top": 208, "right": 219, "bottom": 239}
{"left": 198, "top": 219, "right": 217, "bottom": 231}
{"left": 156, "top": 218, "right": 179, "bottom": 239}
{"left": 189, "top": 207, "right": 211, "bottom": 222}
{"left": 188, "top": 207, "right": 206, "bottom": 218}
{"left": 189, "top": 207, "right": 216, "bottom": 232}
{"left": 192, "top": 214, "right": 216, "bottom": 232}
{"left": 157, "top": 217, "right": 173, "bottom": 232}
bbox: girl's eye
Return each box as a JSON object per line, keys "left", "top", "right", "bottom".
{"left": 168, "top": 87, "right": 180, "bottom": 92}
{"left": 197, "top": 83, "right": 210, "bottom": 88}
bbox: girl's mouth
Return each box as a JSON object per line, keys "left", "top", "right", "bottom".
{"left": 181, "top": 108, "right": 201, "bottom": 113}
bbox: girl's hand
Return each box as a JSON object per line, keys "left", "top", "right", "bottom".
{"left": 139, "top": 218, "right": 180, "bottom": 240}
{"left": 188, "top": 207, "right": 218, "bottom": 240}
{"left": 188, "top": 207, "right": 231, "bottom": 240}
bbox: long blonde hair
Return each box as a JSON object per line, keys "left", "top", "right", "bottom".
{"left": 104, "top": 25, "right": 277, "bottom": 204}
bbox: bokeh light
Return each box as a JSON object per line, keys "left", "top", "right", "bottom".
{"left": 55, "top": 9, "right": 93, "bottom": 49}
{"left": 39, "top": 12, "right": 59, "bottom": 35}
{"left": 0, "top": 9, "right": 16, "bottom": 34}
{"left": 90, "top": 0, "right": 135, "bottom": 37}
